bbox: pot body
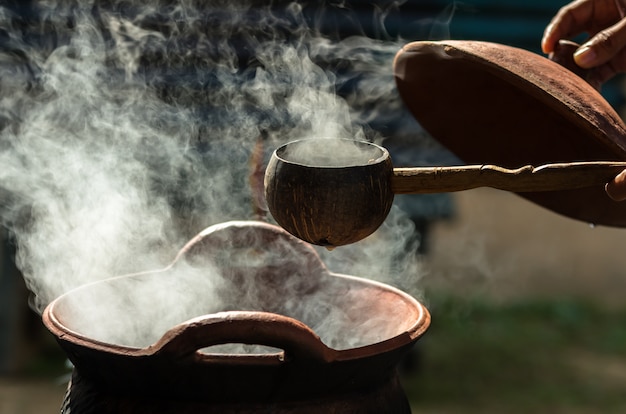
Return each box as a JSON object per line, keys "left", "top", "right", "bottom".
{"left": 60, "top": 358, "right": 412, "bottom": 414}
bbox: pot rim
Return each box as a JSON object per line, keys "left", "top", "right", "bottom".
{"left": 43, "top": 269, "right": 430, "bottom": 363}
{"left": 43, "top": 220, "right": 430, "bottom": 364}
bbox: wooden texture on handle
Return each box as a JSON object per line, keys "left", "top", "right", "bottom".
{"left": 391, "top": 162, "right": 626, "bottom": 194}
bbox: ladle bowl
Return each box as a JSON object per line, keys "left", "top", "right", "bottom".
{"left": 265, "top": 139, "right": 626, "bottom": 247}
{"left": 264, "top": 139, "right": 394, "bottom": 247}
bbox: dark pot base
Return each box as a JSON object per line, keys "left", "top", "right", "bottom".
{"left": 61, "top": 369, "right": 412, "bottom": 414}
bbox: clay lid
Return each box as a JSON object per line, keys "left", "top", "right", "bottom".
{"left": 394, "top": 40, "right": 626, "bottom": 227}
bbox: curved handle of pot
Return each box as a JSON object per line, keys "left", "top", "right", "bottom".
{"left": 172, "top": 220, "right": 328, "bottom": 275}
{"left": 152, "top": 311, "right": 335, "bottom": 363}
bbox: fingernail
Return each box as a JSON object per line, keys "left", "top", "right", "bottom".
{"left": 605, "top": 170, "right": 626, "bottom": 201}
{"left": 541, "top": 27, "right": 553, "bottom": 53}
{"left": 605, "top": 182, "right": 626, "bottom": 201}
{"left": 573, "top": 46, "right": 597, "bottom": 68}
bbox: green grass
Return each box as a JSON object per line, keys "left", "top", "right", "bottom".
{"left": 402, "top": 295, "right": 626, "bottom": 413}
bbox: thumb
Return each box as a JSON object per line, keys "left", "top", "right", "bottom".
{"left": 574, "top": 18, "right": 626, "bottom": 68}
{"left": 606, "top": 169, "right": 626, "bottom": 201}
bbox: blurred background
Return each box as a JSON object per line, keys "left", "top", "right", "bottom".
{"left": 3, "top": 0, "right": 626, "bottom": 413}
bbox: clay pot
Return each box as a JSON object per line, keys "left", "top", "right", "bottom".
{"left": 43, "top": 221, "right": 429, "bottom": 413}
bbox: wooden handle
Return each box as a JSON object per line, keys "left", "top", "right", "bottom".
{"left": 391, "top": 162, "right": 626, "bottom": 194}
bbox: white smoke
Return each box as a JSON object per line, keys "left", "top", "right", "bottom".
{"left": 0, "top": 0, "right": 434, "bottom": 341}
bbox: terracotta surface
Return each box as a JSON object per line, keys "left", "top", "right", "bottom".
{"left": 394, "top": 40, "right": 626, "bottom": 227}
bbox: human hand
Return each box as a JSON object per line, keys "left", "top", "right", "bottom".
{"left": 542, "top": 0, "right": 626, "bottom": 86}
{"left": 543, "top": 1, "right": 626, "bottom": 201}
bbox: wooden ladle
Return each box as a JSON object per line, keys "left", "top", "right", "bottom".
{"left": 264, "top": 139, "right": 626, "bottom": 247}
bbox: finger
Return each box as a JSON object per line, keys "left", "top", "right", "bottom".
{"left": 574, "top": 17, "right": 626, "bottom": 67}
{"left": 605, "top": 169, "right": 626, "bottom": 201}
{"left": 542, "top": 0, "right": 596, "bottom": 54}
{"left": 585, "top": 49, "right": 626, "bottom": 85}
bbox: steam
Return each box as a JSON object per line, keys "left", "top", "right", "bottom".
{"left": 0, "top": 0, "right": 434, "bottom": 348}
{"left": 54, "top": 230, "right": 416, "bottom": 351}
